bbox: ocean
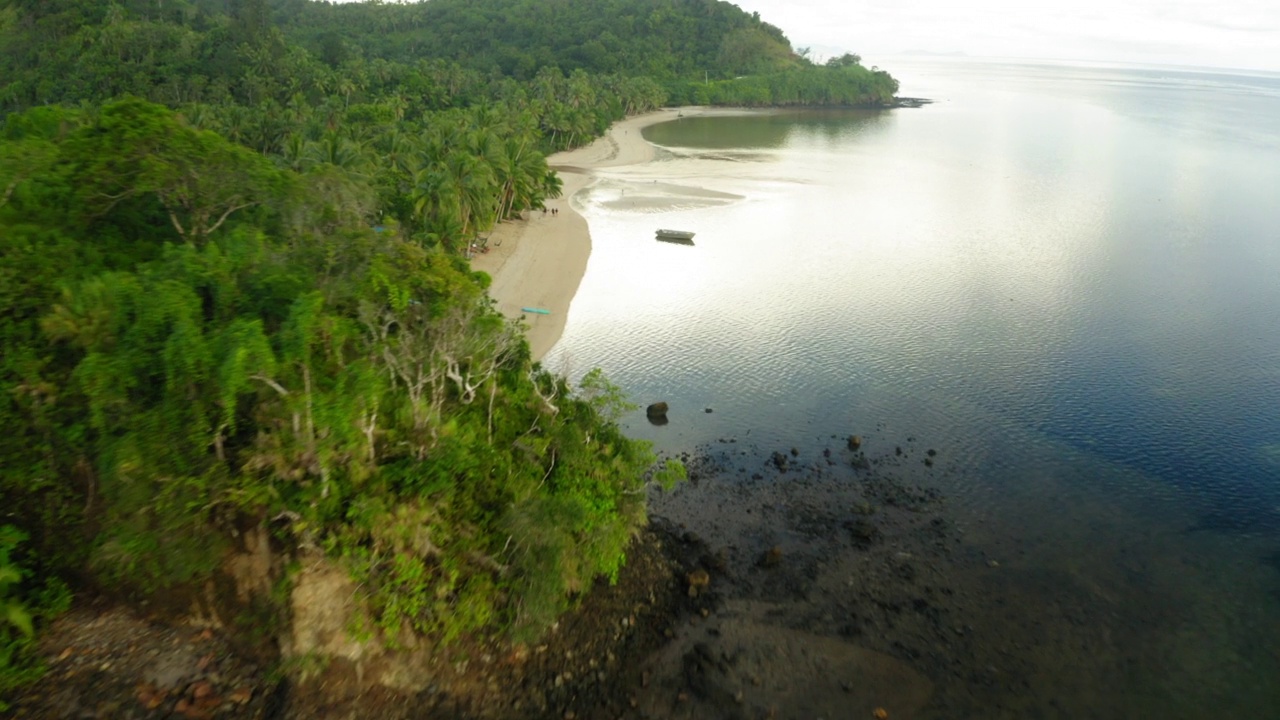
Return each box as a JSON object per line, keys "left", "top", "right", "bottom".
{"left": 551, "top": 60, "right": 1280, "bottom": 717}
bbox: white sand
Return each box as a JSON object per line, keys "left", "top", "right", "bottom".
{"left": 471, "top": 106, "right": 732, "bottom": 361}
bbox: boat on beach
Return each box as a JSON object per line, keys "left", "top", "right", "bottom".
{"left": 656, "top": 229, "right": 695, "bottom": 244}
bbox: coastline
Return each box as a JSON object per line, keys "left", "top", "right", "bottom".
{"left": 471, "top": 106, "right": 746, "bottom": 361}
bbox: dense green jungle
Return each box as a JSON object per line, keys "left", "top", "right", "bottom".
{"left": 0, "top": 0, "right": 898, "bottom": 707}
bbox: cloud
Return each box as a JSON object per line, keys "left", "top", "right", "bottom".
{"left": 730, "top": 0, "right": 1280, "bottom": 71}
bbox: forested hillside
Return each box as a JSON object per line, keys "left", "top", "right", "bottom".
{"left": 0, "top": 0, "right": 897, "bottom": 707}
{"left": 0, "top": 0, "right": 899, "bottom": 114}
{"left": 268, "top": 0, "right": 798, "bottom": 80}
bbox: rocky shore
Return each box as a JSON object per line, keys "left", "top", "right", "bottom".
{"left": 9, "top": 430, "right": 971, "bottom": 719}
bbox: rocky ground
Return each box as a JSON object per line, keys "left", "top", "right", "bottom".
{"left": 5, "top": 523, "right": 712, "bottom": 720}
{"left": 7, "top": 601, "right": 282, "bottom": 719}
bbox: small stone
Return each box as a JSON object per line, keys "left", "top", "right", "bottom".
{"left": 686, "top": 569, "right": 711, "bottom": 597}
{"left": 758, "top": 546, "right": 783, "bottom": 568}
{"left": 564, "top": 711, "right": 577, "bottom": 719}
{"left": 136, "top": 683, "right": 166, "bottom": 710}
{"left": 987, "top": 560, "right": 1000, "bottom": 568}
{"left": 700, "top": 608, "right": 710, "bottom": 618}
{"left": 705, "top": 408, "right": 713, "bottom": 413}
{"left": 847, "top": 435, "right": 862, "bottom": 450}
{"left": 678, "top": 692, "right": 689, "bottom": 703}
{"left": 229, "top": 686, "right": 253, "bottom": 704}
{"left": 191, "top": 680, "right": 214, "bottom": 700}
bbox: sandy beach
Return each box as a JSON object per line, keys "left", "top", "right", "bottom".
{"left": 471, "top": 106, "right": 731, "bottom": 361}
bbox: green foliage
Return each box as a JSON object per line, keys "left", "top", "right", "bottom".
{"left": 0, "top": 527, "right": 33, "bottom": 640}
{"left": 576, "top": 367, "right": 638, "bottom": 423}
{"left": 0, "top": 0, "right": 869, "bottom": 660}
{"left": 0, "top": 525, "right": 71, "bottom": 711}
{"left": 0, "top": 91, "right": 683, "bottom": 649}
{"left": 270, "top": 0, "right": 797, "bottom": 82}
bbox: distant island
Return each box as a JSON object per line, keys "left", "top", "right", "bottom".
{"left": 0, "top": 0, "right": 911, "bottom": 714}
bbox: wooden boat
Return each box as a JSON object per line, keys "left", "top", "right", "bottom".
{"left": 656, "top": 229, "right": 695, "bottom": 244}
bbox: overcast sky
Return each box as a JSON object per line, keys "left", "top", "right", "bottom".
{"left": 728, "top": 0, "right": 1280, "bottom": 72}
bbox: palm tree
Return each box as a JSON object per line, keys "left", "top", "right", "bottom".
{"left": 305, "top": 130, "right": 366, "bottom": 176}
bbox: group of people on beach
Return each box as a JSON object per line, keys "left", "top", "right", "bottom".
{"left": 542, "top": 207, "right": 559, "bottom": 216}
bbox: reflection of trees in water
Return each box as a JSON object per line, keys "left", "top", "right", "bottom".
{"left": 643, "top": 111, "right": 891, "bottom": 151}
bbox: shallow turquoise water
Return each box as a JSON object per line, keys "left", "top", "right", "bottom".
{"left": 549, "top": 60, "right": 1280, "bottom": 715}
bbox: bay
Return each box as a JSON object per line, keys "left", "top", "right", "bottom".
{"left": 550, "top": 60, "right": 1280, "bottom": 717}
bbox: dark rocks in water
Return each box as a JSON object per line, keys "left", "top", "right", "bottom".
{"left": 680, "top": 642, "right": 737, "bottom": 705}
{"left": 790, "top": 447, "right": 799, "bottom": 457}
{"left": 924, "top": 457, "right": 934, "bottom": 467}
{"left": 852, "top": 455, "right": 871, "bottom": 472}
{"left": 646, "top": 402, "right": 669, "bottom": 426}
{"left": 895, "top": 446, "right": 903, "bottom": 456}
{"left": 704, "top": 408, "right": 713, "bottom": 413}
{"left": 822, "top": 448, "right": 831, "bottom": 458}
{"left": 770, "top": 451, "right": 789, "bottom": 472}
{"left": 847, "top": 435, "right": 862, "bottom": 451}
{"left": 926, "top": 449, "right": 937, "bottom": 457}
{"left": 847, "top": 518, "right": 881, "bottom": 545}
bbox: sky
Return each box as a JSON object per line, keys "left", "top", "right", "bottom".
{"left": 727, "top": 0, "right": 1280, "bottom": 72}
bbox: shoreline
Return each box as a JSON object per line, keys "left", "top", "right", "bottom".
{"left": 470, "top": 106, "right": 753, "bottom": 361}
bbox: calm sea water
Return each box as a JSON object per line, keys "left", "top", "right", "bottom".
{"left": 550, "top": 60, "right": 1280, "bottom": 715}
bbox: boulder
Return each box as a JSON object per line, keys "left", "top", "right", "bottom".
{"left": 646, "top": 402, "right": 669, "bottom": 417}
